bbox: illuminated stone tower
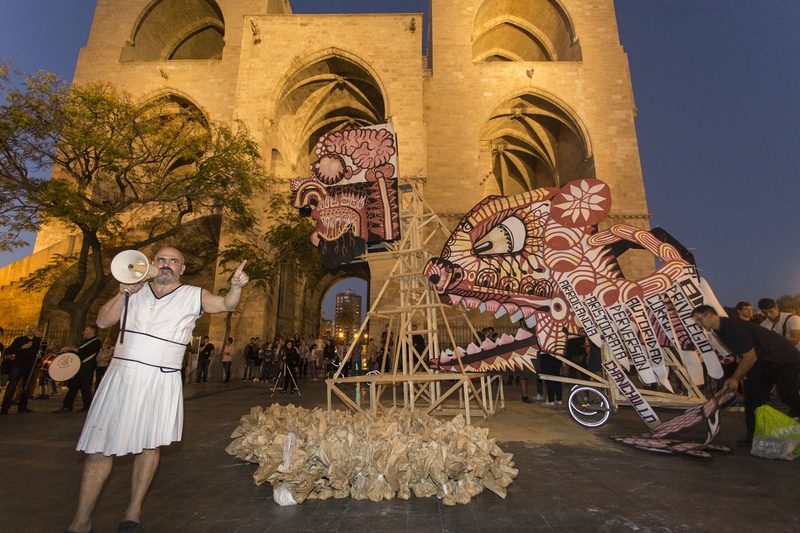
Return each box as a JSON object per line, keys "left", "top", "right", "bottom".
{"left": 2, "top": 0, "right": 652, "bottom": 353}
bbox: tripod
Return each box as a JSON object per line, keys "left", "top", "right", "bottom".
{"left": 271, "top": 362, "right": 301, "bottom": 397}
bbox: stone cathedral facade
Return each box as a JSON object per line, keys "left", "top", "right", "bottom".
{"left": 0, "top": 0, "right": 653, "bottom": 352}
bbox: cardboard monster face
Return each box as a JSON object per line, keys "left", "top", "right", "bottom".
{"left": 290, "top": 124, "right": 400, "bottom": 269}
{"left": 425, "top": 179, "right": 726, "bottom": 392}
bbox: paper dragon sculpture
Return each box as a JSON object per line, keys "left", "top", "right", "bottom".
{"left": 290, "top": 124, "right": 401, "bottom": 269}
{"left": 424, "top": 179, "right": 736, "bottom": 456}
{"left": 425, "top": 179, "right": 725, "bottom": 385}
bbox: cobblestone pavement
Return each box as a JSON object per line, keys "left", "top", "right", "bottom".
{"left": 0, "top": 378, "right": 797, "bottom": 532}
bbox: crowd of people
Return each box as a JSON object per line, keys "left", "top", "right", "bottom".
{"left": 182, "top": 332, "right": 384, "bottom": 392}
{"left": 0, "top": 326, "right": 386, "bottom": 416}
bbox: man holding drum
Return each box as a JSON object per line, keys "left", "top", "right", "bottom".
{"left": 53, "top": 325, "right": 102, "bottom": 414}
{"left": 64, "top": 247, "right": 248, "bottom": 533}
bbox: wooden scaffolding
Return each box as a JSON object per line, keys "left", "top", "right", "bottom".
{"left": 326, "top": 179, "right": 504, "bottom": 423}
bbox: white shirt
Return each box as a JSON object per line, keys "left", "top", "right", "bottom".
{"left": 761, "top": 312, "right": 800, "bottom": 352}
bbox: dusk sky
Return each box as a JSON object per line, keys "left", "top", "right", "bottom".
{"left": 1, "top": 1, "right": 798, "bottom": 312}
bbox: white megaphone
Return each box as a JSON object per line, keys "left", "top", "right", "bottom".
{"left": 110, "top": 250, "right": 159, "bottom": 284}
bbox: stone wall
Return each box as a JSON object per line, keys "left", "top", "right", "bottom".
{"left": 4, "top": 0, "right": 655, "bottom": 348}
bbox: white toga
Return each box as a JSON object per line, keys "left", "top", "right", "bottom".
{"left": 77, "top": 284, "right": 203, "bottom": 456}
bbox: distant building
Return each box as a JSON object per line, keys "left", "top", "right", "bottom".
{"left": 334, "top": 289, "right": 362, "bottom": 340}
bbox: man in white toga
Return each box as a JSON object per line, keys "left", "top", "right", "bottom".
{"left": 65, "top": 247, "right": 248, "bottom": 533}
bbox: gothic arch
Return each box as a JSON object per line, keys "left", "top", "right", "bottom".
{"left": 122, "top": 0, "right": 225, "bottom": 61}
{"left": 135, "top": 87, "right": 210, "bottom": 118}
{"left": 271, "top": 49, "right": 389, "bottom": 173}
{"left": 472, "top": 0, "right": 582, "bottom": 62}
{"left": 480, "top": 90, "right": 594, "bottom": 196}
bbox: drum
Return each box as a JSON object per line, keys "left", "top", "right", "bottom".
{"left": 42, "top": 352, "right": 80, "bottom": 381}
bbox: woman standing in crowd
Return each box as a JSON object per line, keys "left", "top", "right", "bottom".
{"left": 298, "top": 338, "right": 310, "bottom": 378}
{"left": 222, "top": 337, "right": 235, "bottom": 383}
{"left": 259, "top": 341, "right": 274, "bottom": 382}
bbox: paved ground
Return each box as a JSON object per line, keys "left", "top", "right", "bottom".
{"left": 0, "top": 377, "right": 797, "bottom": 533}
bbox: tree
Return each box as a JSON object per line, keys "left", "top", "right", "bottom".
{"left": 777, "top": 294, "right": 800, "bottom": 315}
{"left": 219, "top": 195, "right": 325, "bottom": 289}
{"left": 218, "top": 193, "right": 327, "bottom": 338}
{"left": 0, "top": 62, "right": 263, "bottom": 342}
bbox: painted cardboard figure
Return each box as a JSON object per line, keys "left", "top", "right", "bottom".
{"left": 290, "top": 124, "right": 400, "bottom": 269}
{"left": 425, "top": 179, "right": 723, "bottom": 388}
{"left": 425, "top": 179, "right": 736, "bottom": 457}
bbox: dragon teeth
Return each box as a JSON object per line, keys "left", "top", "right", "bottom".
{"left": 466, "top": 343, "right": 482, "bottom": 354}
{"left": 503, "top": 303, "right": 519, "bottom": 316}
{"left": 481, "top": 338, "right": 496, "bottom": 350}
{"left": 514, "top": 328, "right": 534, "bottom": 340}
{"left": 497, "top": 333, "right": 515, "bottom": 345}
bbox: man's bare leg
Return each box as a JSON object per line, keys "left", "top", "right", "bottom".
{"left": 123, "top": 448, "right": 160, "bottom": 523}
{"left": 68, "top": 453, "right": 113, "bottom": 533}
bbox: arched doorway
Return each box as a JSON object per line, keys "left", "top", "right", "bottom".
{"left": 320, "top": 276, "right": 368, "bottom": 343}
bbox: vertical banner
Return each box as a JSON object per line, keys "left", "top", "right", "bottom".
{"left": 666, "top": 273, "right": 724, "bottom": 380}
{"left": 607, "top": 303, "right": 656, "bottom": 384}
{"left": 644, "top": 293, "right": 676, "bottom": 347}
{"left": 558, "top": 280, "right": 603, "bottom": 348}
{"left": 585, "top": 295, "right": 631, "bottom": 370}
{"left": 602, "top": 360, "right": 661, "bottom": 429}
{"left": 624, "top": 296, "right": 671, "bottom": 390}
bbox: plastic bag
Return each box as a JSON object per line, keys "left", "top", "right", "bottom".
{"left": 273, "top": 432, "right": 298, "bottom": 505}
{"left": 751, "top": 405, "right": 800, "bottom": 460}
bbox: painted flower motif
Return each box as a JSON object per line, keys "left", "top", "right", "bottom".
{"left": 550, "top": 179, "right": 611, "bottom": 227}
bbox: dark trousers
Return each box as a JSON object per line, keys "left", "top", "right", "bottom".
{"left": 540, "top": 355, "right": 563, "bottom": 402}
{"left": 281, "top": 365, "right": 296, "bottom": 393}
{"left": 744, "top": 360, "right": 800, "bottom": 437}
{"left": 258, "top": 361, "right": 271, "bottom": 381}
{"left": 94, "top": 365, "right": 108, "bottom": 391}
{"left": 243, "top": 360, "right": 256, "bottom": 380}
{"left": 196, "top": 359, "right": 210, "bottom": 382}
{"left": 63, "top": 361, "right": 96, "bottom": 410}
{"left": 1, "top": 363, "right": 34, "bottom": 411}
{"left": 222, "top": 361, "right": 231, "bottom": 382}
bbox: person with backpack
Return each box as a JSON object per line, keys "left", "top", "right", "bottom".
{"left": 758, "top": 298, "right": 800, "bottom": 351}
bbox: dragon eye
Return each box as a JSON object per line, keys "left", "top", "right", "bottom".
{"left": 473, "top": 216, "right": 526, "bottom": 255}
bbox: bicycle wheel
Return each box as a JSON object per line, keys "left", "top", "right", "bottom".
{"left": 567, "top": 386, "right": 611, "bottom": 428}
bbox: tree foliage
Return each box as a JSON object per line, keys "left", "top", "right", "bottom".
{"left": 0, "top": 61, "right": 264, "bottom": 342}
{"left": 777, "top": 294, "right": 800, "bottom": 315}
{"left": 218, "top": 194, "right": 326, "bottom": 292}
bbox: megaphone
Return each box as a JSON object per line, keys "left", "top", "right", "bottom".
{"left": 110, "top": 250, "right": 158, "bottom": 284}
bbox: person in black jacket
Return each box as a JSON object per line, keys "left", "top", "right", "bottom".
{"left": 53, "top": 325, "right": 103, "bottom": 413}
{"left": 279, "top": 340, "right": 300, "bottom": 395}
{"left": 1, "top": 325, "right": 42, "bottom": 414}
{"left": 692, "top": 305, "right": 800, "bottom": 445}
{"left": 195, "top": 336, "right": 214, "bottom": 383}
